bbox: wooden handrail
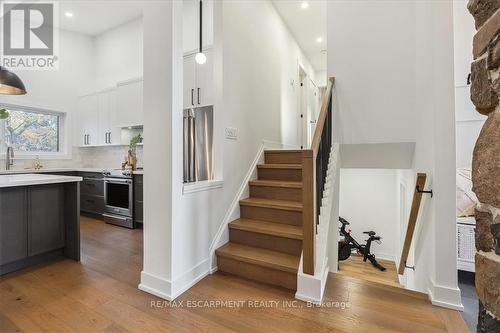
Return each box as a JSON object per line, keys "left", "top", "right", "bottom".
{"left": 311, "top": 77, "right": 335, "bottom": 157}
{"left": 302, "top": 76, "right": 335, "bottom": 275}
{"left": 398, "top": 173, "right": 427, "bottom": 275}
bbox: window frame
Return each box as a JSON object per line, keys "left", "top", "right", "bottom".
{"left": 0, "top": 103, "right": 69, "bottom": 159}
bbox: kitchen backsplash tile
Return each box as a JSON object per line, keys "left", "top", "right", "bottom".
{"left": 8, "top": 146, "right": 143, "bottom": 170}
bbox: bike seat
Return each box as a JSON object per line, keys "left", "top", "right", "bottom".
{"left": 363, "top": 231, "right": 376, "bottom": 236}
{"left": 339, "top": 217, "right": 350, "bottom": 225}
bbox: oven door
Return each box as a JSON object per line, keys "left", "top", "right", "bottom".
{"left": 104, "top": 178, "right": 133, "bottom": 217}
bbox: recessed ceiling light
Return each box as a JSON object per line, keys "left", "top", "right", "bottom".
{"left": 300, "top": 2, "right": 309, "bottom": 9}
{"left": 65, "top": 12, "right": 74, "bottom": 18}
{"left": 316, "top": 37, "right": 323, "bottom": 43}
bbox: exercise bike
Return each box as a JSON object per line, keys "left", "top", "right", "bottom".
{"left": 338, "top": 217, "right": 386, "bottom": 271}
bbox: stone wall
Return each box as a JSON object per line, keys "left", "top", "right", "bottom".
{"left": 468, "top": 1, "right": 500, "bottom": 332}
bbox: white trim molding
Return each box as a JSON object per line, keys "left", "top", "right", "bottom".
{"left": 427, "top": 278, "right": 464, "bottom": 311}
{"left": 171, "top": 259, "right": 211, "bottom": 299}
{"left": 138, "top": 271, "right": 173, "bottom": 301}
{"left": 139, "top": 259, "right": 211, "bottom": 301}
{"left": 296, "top": 258, "right": 330, "bottom": 304}
{"left": 183, "top": 180, "right": 224, "bottom": 194}
{"left": 296, "top": 144, "right": 340, "bottom": 304}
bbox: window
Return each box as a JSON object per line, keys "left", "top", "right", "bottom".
{"left": 1, "top": 106, "right": 65, "bottom": 155}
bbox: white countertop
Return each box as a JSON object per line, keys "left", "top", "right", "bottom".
{"left": 0, "top": 174, "right": 83, "bottom": 188}
{"left": 0, "top": 167, "right": 144, "bottom": 175}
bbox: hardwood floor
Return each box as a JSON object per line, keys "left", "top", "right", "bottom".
{"left": 0, "top": 216, "right": 468, "bottom": 332}
{"left": 337, "top": 254, "right": 402, "bottom": 288}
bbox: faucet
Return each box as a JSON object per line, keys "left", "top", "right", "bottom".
{"left": 5, "top": 146, "right": 13, "bottom": 170}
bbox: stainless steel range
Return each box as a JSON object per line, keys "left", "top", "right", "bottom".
{"left": 102, "top": 169, "right": 134, "bottom": 228}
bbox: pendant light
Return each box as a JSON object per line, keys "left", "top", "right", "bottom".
{"left": 195, "top": 0, "right": 206, "bottom": 65}
{"left": 0, "top": 66, "right": 26, "bottom": 95}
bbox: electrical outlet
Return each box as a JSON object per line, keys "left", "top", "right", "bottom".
{"left": 225, "top": 127, "right": 238, "bottom": 140}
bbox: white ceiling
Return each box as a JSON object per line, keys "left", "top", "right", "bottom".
{"left": 57, "top": 1, "right": 144, "bottom": 36}
{"left": 272, "top": 0, "right": 327, "bottom": 71}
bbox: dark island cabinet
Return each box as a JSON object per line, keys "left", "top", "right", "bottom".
{"left": 0, "top": 184, "right": 65, "bottom": 263}
{"left": 29, "top": 184, "right": 65, "bottom": 256}
{"left": 0, "top": 183, "right": 80, "bottom": 275}
{"left": 0, "top": 187, "right": 28, "bottom": 265}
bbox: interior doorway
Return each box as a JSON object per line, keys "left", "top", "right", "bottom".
{"left": 336, "top": 168, "right": 406, "bottom": 289}
{"left": 298, "top": 65, "right": 308, "bottom": 149}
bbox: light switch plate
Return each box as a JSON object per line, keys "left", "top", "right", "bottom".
{"left": 225, "top": 127, "right": 238, "bottom": 140}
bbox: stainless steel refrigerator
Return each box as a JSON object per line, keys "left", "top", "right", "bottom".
{"left": 183, "top": 106, "right": 214, "bottom": 183}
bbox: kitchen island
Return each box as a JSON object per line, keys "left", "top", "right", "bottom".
{"left": 0, "top": 174, "right": 82, "bottom": 275}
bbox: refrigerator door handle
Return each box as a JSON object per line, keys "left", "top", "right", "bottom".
{"left": 183, "top": 113, "right": 189, "bottom": 182}
{"left": 188, "top": 114, "right": 196, "bottom": 182}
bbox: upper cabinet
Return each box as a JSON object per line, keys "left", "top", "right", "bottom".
{"left": 98, "top": 89, "right": 120, "bottom": 145}
{"left": 116, "top": 79, "right": 144, "bottom": 128}
{"left": 76, "top": 88, "right": 122, "bottom": 147}
{"left": 183, "top": 48, "right": 213, "bottom": 109}
{"left": 77, "top": 94, "right": 99, "bottom": 146}
{"left": 183, "top": 0, "right": 213, "bottom": 53}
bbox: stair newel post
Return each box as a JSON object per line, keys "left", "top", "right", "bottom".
{"left": 302, "top": 149, "right": 315, "bottom": 275}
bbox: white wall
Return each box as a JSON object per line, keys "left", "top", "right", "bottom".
{"left": 328, "top": 0, "right": 462, "bottom": 310}
{"left": 315, "top": 70, "right": 327, "bottom": 87}
{"left": 92, "top": 18, "right": 143, "bottom": 90}
{"left": 339, "top": 169, "right": 399, "bottom": 261}
{"left": 453, "top": 0, "right": 486, "bottom": 168}
{"left": 328, "top": 0, "right": 416, "bottom": 145}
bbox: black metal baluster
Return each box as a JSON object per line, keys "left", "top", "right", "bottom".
{"left": 315, "top": 94, "right": 333, "bottom": 229}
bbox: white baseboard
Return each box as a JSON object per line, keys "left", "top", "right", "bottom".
{"left": 139, "top": 259, "right": 210, "bottom": 301}
{"left": 427, "top": 278, "right": 464, "bottom": 311}
{"left": 295, "top": 257, "right": 330, "bottom": 304}
{"left": 171, "top": 259, "right": 210, "bottom": 299}
{"left": 371, "top": 252, "right": 396, "bottom": 262}
{"left": 138, "top": 271, "right": 173, "bottom": 300}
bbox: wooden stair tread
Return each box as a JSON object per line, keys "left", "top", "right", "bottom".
{"left": 249, "top": 180, "right": 302, "bottom": 188}
{"left": 240, "top": 198, "right": 302, "bottom": 211}
{"left": 257, "top": 164, "right": 302, "bottom": 169}
{"left": 229, "top": 218, "right": 303, "bottom": 239}
{"left": 265, "top": 149, "right": 303, "bottom": 153}
{"left": 216, "top": 243, "right": 300, "bottom": 273}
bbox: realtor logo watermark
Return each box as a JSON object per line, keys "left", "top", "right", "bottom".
{"left": 1, "top": 1, "right": 59, "bottom": 70}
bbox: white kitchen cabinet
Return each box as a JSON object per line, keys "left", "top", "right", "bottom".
{"left": 77, "top": 94, "right": 99, "bottom": 146}
{"left": 98, "top": 90, "right": 120, "bottom": 145}
{"left": 183, "top": 48, "right": 213, "bottom": 109}
{"left": 116, "top": 79, "right": 143, "bottom": 128}
{"left": 76, "top": 89, "right": 119, "bottom": 147}
{"left": 184, "top": 55, "right": 197, "bottom": 109}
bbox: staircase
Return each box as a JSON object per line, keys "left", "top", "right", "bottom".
{"left": 215, "top": 149, "right": 304, "bottom": 290}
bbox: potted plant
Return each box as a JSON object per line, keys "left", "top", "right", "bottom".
{"left": 0, "top": 108, "right": 9, "bottom": 120}
{"left": 123, "top": 134, "right": 142, "bottom": 170}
